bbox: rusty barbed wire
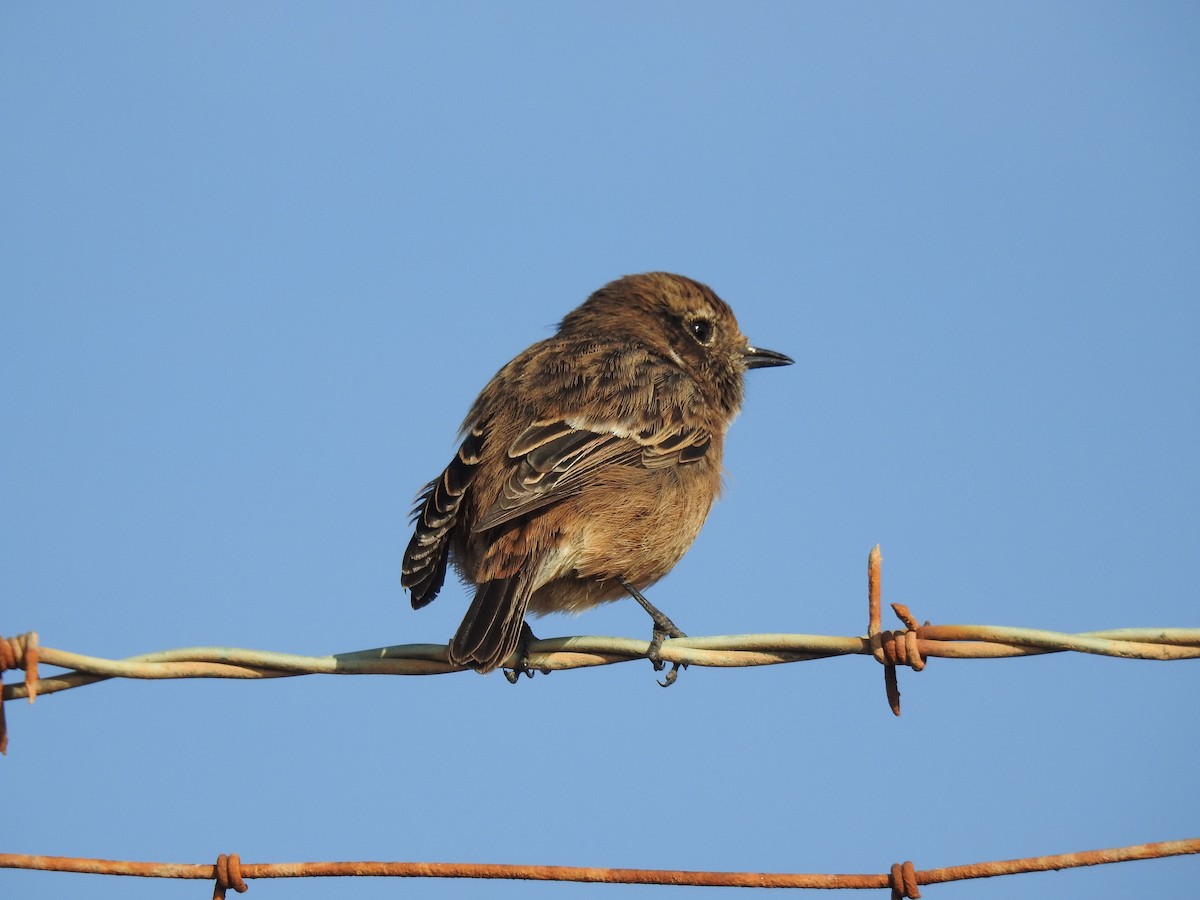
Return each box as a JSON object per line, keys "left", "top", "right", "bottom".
{"left": 4, "top": 550, "right": 1197, "bottom": 896}
{"left": 3, "top": 547, "right": 1198, "bottom": 753}
{"left": 1, "top": 838, "right": 1196, "bottom": 895}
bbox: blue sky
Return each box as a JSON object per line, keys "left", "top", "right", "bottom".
{"left": 3, "top": 3, "right": 1197, "bottom": 898}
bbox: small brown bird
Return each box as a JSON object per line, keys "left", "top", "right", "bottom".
{"left": 402, "top": 272, "right": 792, "bottom": 677}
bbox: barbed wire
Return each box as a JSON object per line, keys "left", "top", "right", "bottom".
{"left": 2, "top": 548, "right": 1198, "bottom": 753}
{"left": 4, "top": 549, "right": 1197, "bottom": 895}
{"left": 2, "top": 838, "right": 1197, "bottom": 897}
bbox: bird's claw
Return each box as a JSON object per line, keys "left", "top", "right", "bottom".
{"left": 657, "top": 661, "right": 686, "bottom": 688}
{"left": 647, "top": 623, "right": 687, "bottom": 687}
{"left": 502, "top": 623, "right": 548, "bottom": 683}
{"left": 503, "top": 665, "right": 536, "bottom": 684}
{"left": 619, "top": 577, "right": 688, "bottom": 687}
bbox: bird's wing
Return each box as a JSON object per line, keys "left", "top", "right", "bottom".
{"left": 402, "top": 424, "right": 485, "bottom": 608}
{"left": 472, "top": 416, "right": 712, "bottom": 533}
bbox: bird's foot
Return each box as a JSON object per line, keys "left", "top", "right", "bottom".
{"left": 502, "top": 622, "right": 548, "bottom": 684}
{"left": 502, "top": 666, "right": 533, "bottom": 684}
{"left": 656, "top": 661, "right": 687, "bottom": 688}
{"left": 619, "top": 577, "right": 688, "bottom": 687}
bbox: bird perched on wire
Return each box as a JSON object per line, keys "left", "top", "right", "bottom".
{"left": 402, "top": 272, "right": 792, "bottom": 681}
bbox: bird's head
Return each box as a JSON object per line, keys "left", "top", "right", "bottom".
{"left": 561, "top": 272, "right": 793, "bottom": 418}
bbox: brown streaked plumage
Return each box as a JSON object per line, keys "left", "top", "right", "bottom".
{"left": 402, "top": 272, "right": 792, "bottom": 674}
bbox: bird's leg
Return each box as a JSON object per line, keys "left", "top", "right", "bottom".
{"left": 618, "top": 577, "right": 687, "bottom": 687}
{"left": 503, "top": 621, "right": 545, "bottom": 684}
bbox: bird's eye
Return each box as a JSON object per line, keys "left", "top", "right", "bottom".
{"left": 688, "top": 318, "right": 715, "bottom": 346}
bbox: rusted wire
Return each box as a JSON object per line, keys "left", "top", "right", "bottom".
{"left": 1, "top": 838, "right": 1196, "bottom": 891}
{"left": 0, "top": 631, "right": 40, "bottom": 698}
{"left": 0, "top": 631, "right": 39, "bottom": 755}
{"left": 213, "top": 853, "right": 247, "bottom": 899}
{"left": 865, "top": 547, "right": 910, "bottom": 714}
{"left": 890, "top": 860, "right": 920, "bottom": 899}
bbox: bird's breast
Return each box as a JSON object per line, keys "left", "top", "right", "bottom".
{"left": 523, "top": 458, "right": 722, "bottom": 616}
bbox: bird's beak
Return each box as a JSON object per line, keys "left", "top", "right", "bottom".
{"left": 743, "top": 344, "right": 794, "bottom": 369}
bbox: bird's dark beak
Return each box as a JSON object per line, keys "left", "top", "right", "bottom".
{"left": 743, "top": 344, "right": 794, "bottom": 370}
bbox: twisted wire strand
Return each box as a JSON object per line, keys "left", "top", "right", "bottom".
{"left": 2, "top": 623, "right": 1196, "bottom": 752}
{"left": 1, "top": 627, "right": 1197, "bottom": 706}
{"left": 4, "top": 549, "right": 1196, "bottom": 744}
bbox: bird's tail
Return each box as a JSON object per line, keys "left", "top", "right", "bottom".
{"left": 449, "top": 574, "right": 534, "bottom": 672}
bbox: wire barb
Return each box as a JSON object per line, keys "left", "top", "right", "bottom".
{"left": 0, "top": 631, "right": 40, "bottom": 699}
{"left": 866, "top": 549, "right": 925, "bottom": 715}
{"left": 889, "top": 860, "right": 920, "bottom": 899}
{"left": 213, "top": 853, "right": 248, "bottom": 899}
{"left": 0, "top": 631, "right": 39, "bottom": 755}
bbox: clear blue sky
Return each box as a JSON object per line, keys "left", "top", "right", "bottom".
{"left": 3, "top": 3, "right": 1198, "bottom": 898}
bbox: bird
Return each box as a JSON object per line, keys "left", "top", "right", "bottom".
{"left": 401, "top": 272, "right": 792, "bottom": 679}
